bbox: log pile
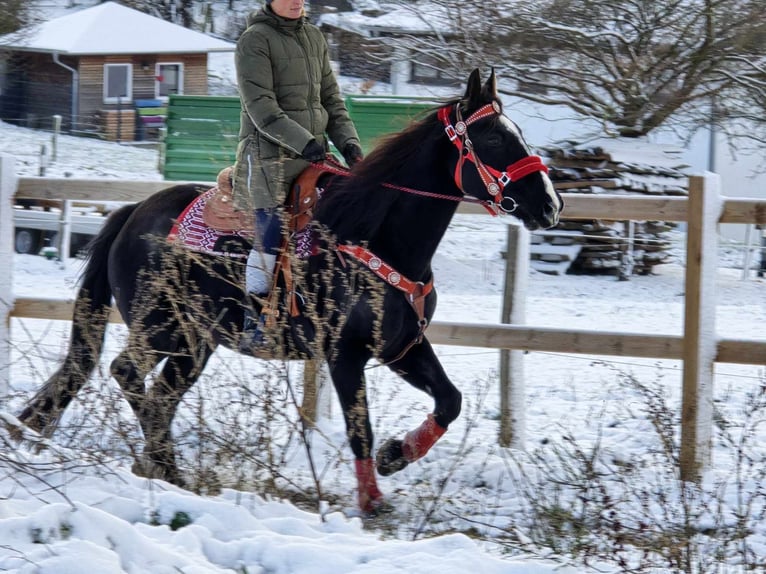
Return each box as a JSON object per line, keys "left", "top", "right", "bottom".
{"left": 533, "top": 138, "right": 689, "bottom": 277}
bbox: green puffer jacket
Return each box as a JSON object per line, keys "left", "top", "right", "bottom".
{"left": 232, "top": 6, "right": 360, "bottom": 211}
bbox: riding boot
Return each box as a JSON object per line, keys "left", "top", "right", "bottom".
{"left": 240, "top": 250, "right": 277, "bottom": 353}
{"left": 245, "top": 250, "right": 277, "bottom": 296}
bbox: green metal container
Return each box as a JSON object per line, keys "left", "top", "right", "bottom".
{"left": 343, "top": 95, "right": 440, "bottom": 154}
{"left": 162, "top": 94, "right": 440, "bottom": 181}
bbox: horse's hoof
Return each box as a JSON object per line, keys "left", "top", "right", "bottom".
{"left": 131, "top": 458, "right": 187, "bottom": 489}
{"left": 2, "top": 415, "right": 50, "bottom": 452}
{"left": 362, "top": 498, "right": 395, "bottom": 518}
{"left": 191, "top": 468, "right": 222, "bottom": 496}
{"left": 376, "top": 438, "right": 409, "bottom": 476}
{"left": 3, "top": 417, "right": 26, "bottom": 443}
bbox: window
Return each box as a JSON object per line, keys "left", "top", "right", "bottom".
{"left": 103, "top": 63, "right": 132, "bottom": 103}
{"left": 156, "top": 63, "right": 183, "bottom": 100}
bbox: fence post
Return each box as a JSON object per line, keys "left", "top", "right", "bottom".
{"left": 58, "top": 199, "right": 72, "bottom": 265}
{"left": 38, "top": 144, "right": 47, "bottom": 176}
{"left": 740, "top": 224, "right": 758, "bottom": 280}
{"left": 157, "top": 127, "right": 167, "bottom": 173}
{"left": 679, "top": 173, "right": 722, "bottom": 482}
{"left": 618, "top": 219, "right": 635, "bottom": 281}
{"left": 0, "top": 154, "right": 16, "bottom": 400}
{"left": 51, "top": 114, "right": 62, "bottom": 163}
{"left": 301, "top": 360, "right": 333, "bottom": 425}
{"left": 302, "top": 360, "right": 320, "bottom": 424}
{"left": 759, "top": 226, "right": 766, "bottom": 278}
{"left": 499, "top": 222, "right": 529, "bottom": 448}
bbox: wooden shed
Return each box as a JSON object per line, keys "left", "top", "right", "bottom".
{"left": 0, "top": 1, "right": 234, "bottom": 141}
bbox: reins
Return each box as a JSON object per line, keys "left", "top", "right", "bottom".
{"left": 318, "top": 101, "right": 549, "bottom": 216}
{"left": 308, "top": 101, "right": 549, "bottom": 364}
{"left": 314, "top": 149, "right": 499, "bottom": 215}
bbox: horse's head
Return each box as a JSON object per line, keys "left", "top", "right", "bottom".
{"left": 441, "top": 69, "right": 562, "bottom": 230}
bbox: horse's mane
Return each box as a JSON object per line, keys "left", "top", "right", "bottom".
{"left": 318, "top": 97, "right": 462, "bottom": 242}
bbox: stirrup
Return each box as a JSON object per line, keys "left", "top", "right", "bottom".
{"left": 239, "top": 309, "right": 268, "bottom": 354}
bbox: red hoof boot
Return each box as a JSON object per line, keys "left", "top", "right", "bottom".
{"left": 355, "top": 458, "right": 384, "bottom": 514}
{"left": 401, "top": 414, "right": 447, "bottom": 462}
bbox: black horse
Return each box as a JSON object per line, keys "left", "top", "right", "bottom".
{"left": 17, "top": 69, "right": 561, "bottom": 513}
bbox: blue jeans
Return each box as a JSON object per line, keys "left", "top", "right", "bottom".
{"left": 254, "top": 208, "right": 281, "bottom": 255}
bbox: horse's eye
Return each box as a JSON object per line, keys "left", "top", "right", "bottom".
{"left": 486, "top": 134, "right": 503, "bottom": 146}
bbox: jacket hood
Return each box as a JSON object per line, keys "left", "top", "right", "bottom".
{"left": 247, "top": 6, "right": 304, "bottom": 31}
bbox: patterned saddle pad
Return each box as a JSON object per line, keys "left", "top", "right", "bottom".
{"left": 168, "top": 187, "right": 254, "bottom": 259}
{"left": 168, "top": 186, "right": 321, "bottom": 261}
{"left": 169, "top": 161, "right": 343, "bottom": 259}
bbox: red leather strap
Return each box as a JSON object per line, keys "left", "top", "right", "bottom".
{"left": 439, "top": 103, "right": 549, "bottom": 208}
{"left": 336, "top": 244, "right": 434, "bottom": 364}
{"left": 336, "top": 244, "right": 433, "bottom": 302}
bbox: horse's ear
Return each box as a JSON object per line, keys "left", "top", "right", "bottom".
{"left": 463, "top": 68, "right": 483, "bottom": 107}
{"left": 481, "top": 67, "right": 498, "bottom": 100}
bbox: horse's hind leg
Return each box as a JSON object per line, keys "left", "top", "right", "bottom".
{"left": 17, "top": 309, "right": 110, "bottom": 439}
{"left": 376, "top": 338, "right": 462, "bottom": 476}
{"left": 134, "top": 346, "right": 214, "bottom": 487}
{"left": 110, "top": 346, "right": 161, "bottom": 418}
{"left": 110, "top": 330, "right": 213, "bottom": 487}
{"left": 110, "top": 344, "right": 166, "bottom": 474}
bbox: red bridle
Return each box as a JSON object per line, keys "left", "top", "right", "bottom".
{"left": 437, "top": 102, "right": 549, "bottom": 213}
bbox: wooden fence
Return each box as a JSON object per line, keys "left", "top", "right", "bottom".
{"left": 1, "top": 153, "right": 765, "bottom": 481}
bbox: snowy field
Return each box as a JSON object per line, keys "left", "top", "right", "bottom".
{"left": 2, "top": 109, "right": 766, "bottom": 573}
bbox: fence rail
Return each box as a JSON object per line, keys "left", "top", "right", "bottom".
{"left": 2, "top": 157, "right": 765, "bottom": 483}
{"left": 12, "top": 176, "right": 766, "bottom": 224}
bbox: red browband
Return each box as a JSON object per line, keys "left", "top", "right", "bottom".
{"left": 438, "top": 103, "right": 548, "bottom": 210}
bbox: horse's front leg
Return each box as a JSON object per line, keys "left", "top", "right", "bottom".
{"left": 328, "top": 338, "right": 383, "bottom": 514}
{"left": 376, "top": 338, "right": 461, "bottom": 476}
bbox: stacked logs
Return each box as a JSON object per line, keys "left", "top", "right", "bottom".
{"left": 533, "top": 138, "right": 689, "bottom": 277}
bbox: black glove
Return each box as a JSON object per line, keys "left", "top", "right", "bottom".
{"left": 301, "top": 139, "right": 326, "bottom": 163}
{"left": 342, "top": 142, "right": 364, "bottom": 168}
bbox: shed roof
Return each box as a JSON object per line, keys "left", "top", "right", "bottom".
{"left": 0, "top": 1, "right": 234, "bottom": 56}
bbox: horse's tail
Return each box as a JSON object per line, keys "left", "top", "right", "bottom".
{"left": 17, "top": 203, "right": 139, "bottom": 437}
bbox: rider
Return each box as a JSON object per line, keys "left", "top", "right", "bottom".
{"left": 232, "top": 0, "right": 364, "bottom": 350}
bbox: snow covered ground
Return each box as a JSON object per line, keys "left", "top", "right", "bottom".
{"left": 1, "top": 4, "right": 764, "bottom": 572}
{"left": 4, "top": 28, "right": 766, "bottom": 568}
{"left": 2, "top": 115, "right": 765, "bottom": 573}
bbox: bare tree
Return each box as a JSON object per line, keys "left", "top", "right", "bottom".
{"left": 0, "top": 0, "right": 32, "bottom": 34}
{"left": 385, "top": 0, "right": 766, "bottom": 142}
{"left": 116, "top": 0, "right": 252, "bottom": 38}
{"left": 120, "top": 0, "right": 197, "bottom": 29}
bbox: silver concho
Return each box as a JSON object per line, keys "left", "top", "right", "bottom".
{"left": 455, "top": 121, "right": 467, "bottom": 135}
{"left": 368, "top": 257, "right": 382, "bottom": 271}
{"left": 488, "top": 182, "right": 501, "bottom": 195}
{"left": 388, "top": 272, "right": 401, "bottom": 285}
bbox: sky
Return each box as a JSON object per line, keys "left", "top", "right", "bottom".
{"left": 2, "top": 3, "right": 766, "bottom": 573}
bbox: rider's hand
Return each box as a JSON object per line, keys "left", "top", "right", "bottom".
{"left": 342, "top": 142, "right": 364, "bottom": 168}
{"left": 301, "top": 139, "right": 326, "bottom": 163}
